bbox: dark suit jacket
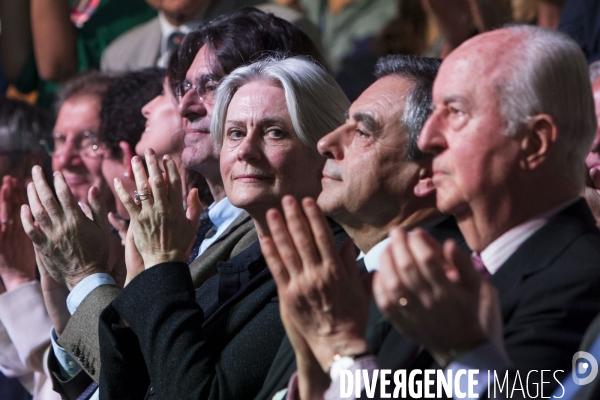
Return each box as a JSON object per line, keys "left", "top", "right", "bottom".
{"left": 255, "top": 215, "right": 466, "bottom": 400}
{"left": 49, "top": 211, "right": 256, "bottom": 397}
{"left": 488, "top": 199, "right": 600, "bottom": 385}
{"left": 98, "top": 221, "right": 348, "bottom": 400}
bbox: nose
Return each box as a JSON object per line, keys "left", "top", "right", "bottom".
{"left": 53, "top": 142, "right": 83, "bottom": 170}
{"left": 317, "top": 124, "right": 347, "bottom": 159}
{"left": 236, "top": 134, "right": 262, "bottom": 163}
{"left": 177, "top": 89, "right": 208, "bottom": 122}
{"left": 418, "top": 111, "right": 447, "bottom": 155}
{"left": 142, "top": 96, "right": 158, "bottom": 119}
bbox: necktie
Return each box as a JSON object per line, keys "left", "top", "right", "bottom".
{"left": 471, "top": 253, "right": 491, "bottom": 279}
{"left": 167, "top": 31, "right": 185, "bottom": 51}
{"left": 188, "top": 208, "right": 214, "bottom": 264}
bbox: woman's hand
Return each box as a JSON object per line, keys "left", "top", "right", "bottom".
{"left": 113, "top": 149, "right": 201, "bottom": 268}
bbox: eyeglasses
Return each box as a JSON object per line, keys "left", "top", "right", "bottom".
{"left": 40, "top": 130, "right": 105, "bottom": 159}
{"left": 175, "top": 76, "right": 220, "bottom": 104}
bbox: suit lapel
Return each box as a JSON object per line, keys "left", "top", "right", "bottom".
{"left": 189, "top": 212, "right": 255, "bottom": 288}
{"left": 490, "top": 198, "right": 597, "bottom": 315}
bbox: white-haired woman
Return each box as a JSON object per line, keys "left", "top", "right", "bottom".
{"left": 95, "top": 56, "right": 351, "bottom": 399}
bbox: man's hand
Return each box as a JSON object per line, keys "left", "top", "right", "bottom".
{"left": 113, "top": 150, "right": 201, "bottom": 268}
{"left": 0, "top": 176, "right": 36, "bottom": 291}
{"left": 261, "top": 196, "right": 370, "bottom": 373}
{"left": 20, "top": 166, "right": 110, "bottom": 290}
{"left": 372, "top": 227, "right": 499, "bottom": 367}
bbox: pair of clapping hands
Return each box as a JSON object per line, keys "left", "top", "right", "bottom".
{"left": 18, "top": 150, "right": 202, "bottom": 312}
{"left": 260, "top": 196, "right": 504, "bottom": 398}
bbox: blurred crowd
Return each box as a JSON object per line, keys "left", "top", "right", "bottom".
{"left": 1, "top": 0, "right": 600, "bottom": 399}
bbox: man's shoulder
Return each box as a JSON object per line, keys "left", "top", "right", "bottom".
{"left": 100, "top": 17, "right": 161, "bottom": 72}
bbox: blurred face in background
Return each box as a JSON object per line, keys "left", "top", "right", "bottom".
{"left": 52, "top": 95, "right": 112, "bottom": 206}
{"left": 138, "top": 77, "right": 183, "bottom": 162}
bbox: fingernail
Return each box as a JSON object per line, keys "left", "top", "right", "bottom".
{"left": 132, "top": 156, "right": 141, "bottom": 164}
{"left": 146, "top": 148, "right": 155, "bottom": 156}
{"left": 33, "top": 165, "right": 41, "bottom": 174}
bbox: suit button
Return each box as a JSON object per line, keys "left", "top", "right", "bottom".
{"left": 149, "top": 387, "right": 155, "bottom": 396}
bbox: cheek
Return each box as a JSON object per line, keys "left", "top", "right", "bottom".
{"left": 82, "top": 157, "right": 104, "bottom": 178}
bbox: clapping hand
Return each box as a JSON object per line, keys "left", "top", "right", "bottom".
{"left": 112, "top": 149, "right": 201, "bottom": 269}
{"left": 20, "top": 166, "right": 110, "bottom": 290}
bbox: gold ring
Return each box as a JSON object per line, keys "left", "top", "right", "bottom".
{"left": 398, "top": 297, "right": 408, "bottom": 307}
{"left": 134, "top": 190, "right": 153, "bottom": 205}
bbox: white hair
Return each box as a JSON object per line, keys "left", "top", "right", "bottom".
{"left": 493, "top": 25, "right": 596, "bottom": 182}
{"left": 211, "top": 56, "right": 349, "bottom": 150}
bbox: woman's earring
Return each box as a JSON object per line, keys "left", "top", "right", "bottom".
{"left": 124, "top": 172, "right": 130, "bottom": 179}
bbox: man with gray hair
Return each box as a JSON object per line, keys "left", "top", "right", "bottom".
{"left": 262, "top": 26, "right": 600, "bottom": 399}
{"left": 255, "top": 54, "right": 467, "bottom": 400}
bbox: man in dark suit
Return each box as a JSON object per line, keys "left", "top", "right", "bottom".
{"left": 256, "top": 55, "right": 467, "bottom": 400}
{"left": 262, "top": 26, "right": 600, "bottom": 399}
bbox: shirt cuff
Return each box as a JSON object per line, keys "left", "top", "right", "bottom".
{"left": 50, "top": 327, "right": 81, "bottom": 379}
{"left": 67, "top": 273, "right": 116, "bottom": 315}
{"left": 446, "top": 342, "right": 512, "bottom": 399}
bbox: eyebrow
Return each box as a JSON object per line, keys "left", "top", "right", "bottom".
{"left": 442, "top": 94, "right": 471, "bottom": 106}
{"left": 352, "top": 112, "right": 382, "bottom": 134}
{"left": 189, "top": 73, "right": 221, "bottom": 84}
{"left": 225, "top": 117, "right": 291, "bottom": 128}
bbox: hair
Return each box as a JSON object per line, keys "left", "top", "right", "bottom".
{"left": 590, "top": 60, "right": 600, "bottom": 84}
{"left": 170, "top": 7, "right": 327, "bottom": 89}
{"left": 375, "top": 55, "right": 441, "bottom": 162}
{"left": 211, "top": 56, "right": 349, "bottom": 151}
{"left": 491, "top": 25, "right": 596, "bottom": 182}
{"left": 99, "top": 68, "right": 166, "bottom": 159}
{"left": 55, "top": 71, "right": 112, "bottom": 113}
{"left": 0, "top": 96, "right": 53, "bottom": 180}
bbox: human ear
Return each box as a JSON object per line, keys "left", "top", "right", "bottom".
{"left": 518, "top": 114, "right": 558, "bottom": 171}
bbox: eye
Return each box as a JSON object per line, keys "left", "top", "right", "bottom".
{"left": 446, "top": 103, "right": 468, "bottom": 130}
{"left": 227, "top": 129, "right": 245, "bottom": 140}
{"left": 266, "top": 128, "right": 285, "bottom": 139}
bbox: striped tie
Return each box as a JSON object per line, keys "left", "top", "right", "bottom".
{"left": 471, "top": 253, "right": 490, "bottom": 279}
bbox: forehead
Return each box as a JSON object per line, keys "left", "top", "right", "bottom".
{"left": 351, "top": 75, "right": 412, "bottom": 124}
{"left": 433, "top": 31, "right": 517, "bottom": 103}
{"left": 226, "top": 81, "right": 288, "bottom": 119}
{"left": 54, "top": 95, "right": 101, "bottom": 133}
{"left": 186, "top": 45, "right": 217, "bottom": 82}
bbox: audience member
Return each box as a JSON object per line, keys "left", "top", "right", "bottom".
{"left": 256, "top": 54, "right": 467, "bottom": 400}
{"left": 100, "top": 0, "right": 264, "bottom": 72}
{"left": 0, "top": 98, "right": 56, "bottom": 400}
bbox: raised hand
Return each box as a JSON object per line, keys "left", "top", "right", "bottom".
{"left": 0, "top": 176, "right": 36, "bottom": 291}
{"left": 372, "top": 227, "right": 495, "bottom": 366}
{"left": 20, "top": 166, "right": 110, "bottom": 290}
{"left": 261, "top": 196, "right": 370, "bottom": 373}
{"left": 113, "top": 149, "right": 201, "bottom": 268}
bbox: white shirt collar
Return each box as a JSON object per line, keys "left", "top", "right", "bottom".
{"left": 207, "top": 197, "right": 242, "bottom": 230}
{"left": 479, "top": 198, "right": 579, "bottom": 275}
{"left": 361, "top": 238, "right": 391, "bottom": 273}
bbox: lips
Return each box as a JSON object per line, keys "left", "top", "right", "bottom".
{"left": 233, "top": 173, "right": 273, "bottom": 183}
{"left": 63, "top": 173, "right": 89, "bottom": 187}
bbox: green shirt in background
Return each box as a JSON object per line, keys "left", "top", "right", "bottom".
{"left": 16, "top": 0, "right": 156, "bottom": 110}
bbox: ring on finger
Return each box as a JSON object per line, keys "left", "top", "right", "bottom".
{"left": 398, "top": 297, "right": 408, "bottom": 307}
{"left": 133, "top": 190, "right": 153, "bottom": 205}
